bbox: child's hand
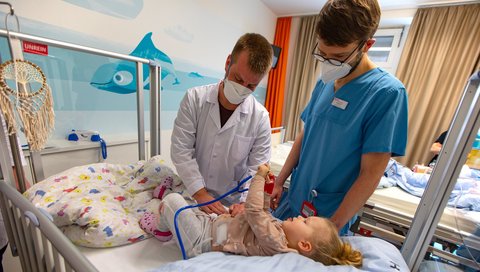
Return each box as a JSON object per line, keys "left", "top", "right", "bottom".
{"left": 229, "top": 203, "right": 245, "bottom": 217}
{"left": 256, "top": 164, "right": 270, "bottom": 178}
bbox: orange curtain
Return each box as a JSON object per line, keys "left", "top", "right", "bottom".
{"left": 266, "top": 17, "right": 292, "bottom": 128}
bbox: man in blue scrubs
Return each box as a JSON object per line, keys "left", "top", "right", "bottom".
{"left": 271, "top": 0, "right": 408, "bottom": 235}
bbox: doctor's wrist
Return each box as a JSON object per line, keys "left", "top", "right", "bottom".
{"left": 192, "top": 188, "right": 209, "bottom": 199}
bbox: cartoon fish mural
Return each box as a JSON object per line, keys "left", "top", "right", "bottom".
{"left": 188, "top": 72, "right": 204, "bottom": 78}
{"left": 90, "top": 32, "right": 179, "bottom": 94}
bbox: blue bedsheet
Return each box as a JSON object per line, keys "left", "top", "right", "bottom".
{"left": 149, "top": 236, "right": 409, "bottom": 272}
{"left": 382, "top": 159, "right": 480, "bottom": 211}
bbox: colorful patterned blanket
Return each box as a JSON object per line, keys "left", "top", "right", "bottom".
{"left": 24, "top": 156, "right": 185, "bottom": 248}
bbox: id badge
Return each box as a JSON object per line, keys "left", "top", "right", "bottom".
{"left": 301, "top": 201, "right": 317, "bottom": 217}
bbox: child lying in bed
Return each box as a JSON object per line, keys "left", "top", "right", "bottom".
{"left": 139, "top": 164, "right": 363, "bottom": 267}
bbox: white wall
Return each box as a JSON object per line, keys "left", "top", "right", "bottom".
{"left": 380, "top": 8, "right": 416, "bottom": 28}
{"left": 0, "top": 0, "right": 278, "bottom": 167}
{"left": 7, "top": 0, "right": 277, "bottom": 76}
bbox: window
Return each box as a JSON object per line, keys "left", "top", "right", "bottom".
{"left": 368, "top": 28, "right": 404, "bottom": 74}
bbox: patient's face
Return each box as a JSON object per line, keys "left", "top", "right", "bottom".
{"left": 282, "top": 216, "right": 329, "bottom": 248}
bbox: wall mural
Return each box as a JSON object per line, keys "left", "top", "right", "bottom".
{"left": 0, "top": 2, "right": 269, "bottom": 141}
{"left": 90, "top": 32, "right": 180, "bottom": 94}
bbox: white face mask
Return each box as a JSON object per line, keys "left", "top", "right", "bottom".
{"left": 223, "top": 79, "right": 252, "bottom": 104}
{"left": 319, "top": 61, "right": 353, "bottom": 84}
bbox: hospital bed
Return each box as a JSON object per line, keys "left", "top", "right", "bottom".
{"left": 358, "top": 187, "right": 480, "bottom": 267}
{"left": 0, "top": 26, "right": 410, "bottom": 272}
{"left": 0, "top": 7, "right": 473, "bottom": 269}
{"left": 0, "top": 174, "right": 411, "bottom": 272}
{"left": 269, "top": 71, "right": 480, "bottom": 270}
{"left": 269, "top": 141, "right": 480, "bottom": 270}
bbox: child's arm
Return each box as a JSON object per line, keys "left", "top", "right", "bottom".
{"left": 244, "top": 166, "right": 289, "bottom": 252}
{"left": 245, "top": 164, "right": 271, "bottom": 210}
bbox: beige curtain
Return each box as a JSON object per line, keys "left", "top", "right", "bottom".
{"left": 396, "top": 4, "right": 480, "bottom": 167}
{"left": 284, "top": 15, "right": 320, "bottom": 141}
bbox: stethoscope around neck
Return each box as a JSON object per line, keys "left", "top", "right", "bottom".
{"left": 174, "top": 175, "right": 252, "bottom": 260}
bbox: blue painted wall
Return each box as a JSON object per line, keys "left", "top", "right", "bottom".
{"left": 0, "top": 0, "right": 275, "bottom": 140}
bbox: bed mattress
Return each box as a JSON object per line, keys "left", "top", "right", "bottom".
{"left": 270, "top": 142, "right": 480, "bottom": 242}
{"left": 270, "top": 141, "right": 293, "bottom": 176}
{"left": 78, "top": 238, "right": 182, "bottom": 271}
{"left": 369, "top": 186, "right": 480, "bottom": 237}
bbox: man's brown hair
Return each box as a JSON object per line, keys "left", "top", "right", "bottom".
{"left": 316, "top": 0, "right": 381, "bottom": 46}
{"left": 231, "top": 33, "right": 273, "bottom": 75}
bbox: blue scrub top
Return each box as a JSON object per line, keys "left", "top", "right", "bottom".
{"left": 274, "top": 68, "right": 408, "bottom": 234}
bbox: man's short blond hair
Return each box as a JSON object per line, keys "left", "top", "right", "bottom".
{"left": 231, "top": 33, "right": 273, "bottom": 76}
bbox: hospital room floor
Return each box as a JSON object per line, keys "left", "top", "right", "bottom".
{"left": 3, "top": 244, "right": 22, "bottom": 271}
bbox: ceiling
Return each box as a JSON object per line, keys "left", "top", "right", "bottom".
{"left": 260, "top": 0, "right": 478, "bottom": 17}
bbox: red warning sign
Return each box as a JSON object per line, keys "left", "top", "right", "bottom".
{"left": 23, "top": 41, "right": 48, "bottom": 56}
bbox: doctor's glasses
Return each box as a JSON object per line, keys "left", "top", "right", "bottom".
{"left": 312, "top": 41, "right": 365, "bottom": 66}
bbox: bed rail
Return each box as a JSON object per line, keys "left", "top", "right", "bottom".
{"left": 402, "top": 70, "right": 480, "bottom": 270}
{"left": 355, "top": 201, "right": 480, "bottom": 270}
{"left": 0, "top": 180, "right": 98, "bottom": 272}
{"left": 0, "top": 27, "right": 162, "bottom": 188}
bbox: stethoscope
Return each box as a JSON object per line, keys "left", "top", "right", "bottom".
{"left": 174, "top": 175, "right": 252, "bottom": 260}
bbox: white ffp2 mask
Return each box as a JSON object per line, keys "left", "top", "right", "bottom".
{"left": 319, "top": 61, "right": 353, "bottom": 83}
{"left": 223, "top": 79, "right": 252, "bottom": 104}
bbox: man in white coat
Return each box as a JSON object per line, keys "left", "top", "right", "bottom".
{"left": 171, "top": 33, "right": 273, "bottom": 215}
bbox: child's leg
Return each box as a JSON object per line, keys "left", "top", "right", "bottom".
{"left": 160, "top": 193, "right": 212, "bottom": 258}
{"left": 152, "top": 176, "right": 174, "bottom": 200}
{"left": 139, "top": 211, "right": 173, "bottom": 242}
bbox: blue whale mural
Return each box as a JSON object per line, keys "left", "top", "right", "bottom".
{"left": 90, "top": 32, "right": 179, "bottom": 94}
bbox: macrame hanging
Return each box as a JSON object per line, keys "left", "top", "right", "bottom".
{"left": 0, "top": 59, "right": 54, "bottom": 151}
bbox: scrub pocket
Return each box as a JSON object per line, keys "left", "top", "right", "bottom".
{"left": 311, "top": 191, "right": 347, "bottom": 218}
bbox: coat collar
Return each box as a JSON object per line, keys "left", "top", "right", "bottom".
{"left": 206, "top": 82, "right": 252, "bottom": 115}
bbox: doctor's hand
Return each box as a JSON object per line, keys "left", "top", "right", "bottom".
{"left": 193, "top": 188, "right": 228, "bottom": 215}
{"left": 270, "top": 183, "right": 284, "bottom": 210}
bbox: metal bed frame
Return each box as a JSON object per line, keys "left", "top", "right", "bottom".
{"left": 353, "top": 71, "right": 480, "bottom": 271}
{"left": 354, "top": 201, "right": 480, "bottom": 269}
{"left": 0, "top": 26, "right": 162, "bottom": 190}
{"left": 0, "top": 2, "right": 478, "bottom": 270}
{"left": 0, "top": 180, "right": 98, "bottom": 272}
{"left": 0, "top": 6, "right": 162, "bottom": 270}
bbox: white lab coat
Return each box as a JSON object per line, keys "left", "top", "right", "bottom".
{"left": 171, "top": 83, "right": 271, "bottom": 205}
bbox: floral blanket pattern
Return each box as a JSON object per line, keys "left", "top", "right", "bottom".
{"left": 24, "top": 156, "right": 186, "bottom": 248}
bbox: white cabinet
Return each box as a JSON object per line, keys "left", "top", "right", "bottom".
{"left": 24, "top": 137, "right": 150, "bottom": 182}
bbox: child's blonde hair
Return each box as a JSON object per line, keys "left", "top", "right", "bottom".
{"left": 309, "top": 219, "right": 363, "bottom": 267}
